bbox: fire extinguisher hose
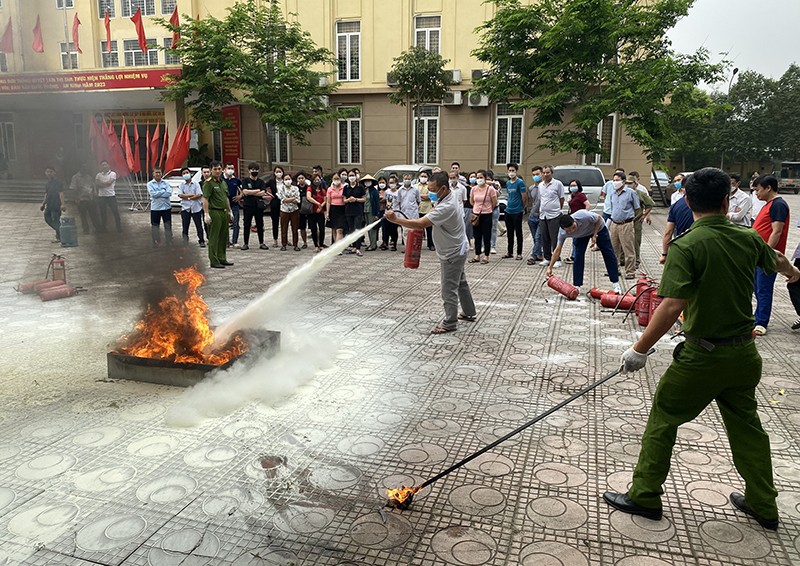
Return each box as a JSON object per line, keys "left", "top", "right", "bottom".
{"left": 416, "top": 348, "right": 656, "bottom": 491}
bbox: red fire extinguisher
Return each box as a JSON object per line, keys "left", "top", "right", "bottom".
{"left": 650, "top": 293, "right": 664, "bottom": 321}
{"left": 546, "top": 275, "right": 579, "bottom": 300}
{"left": 589, "top": 287, "right": 610, "bottom": 300}
{"left": 39, "top": 285, "right": 77, "bottom": 302}
{"left": 637, "top": 287, "right": 654, "bottom": 326}
{"left": 601, "top": 292, "right": 636, "bottom": 310}
{"left": 48, "top": 255, "right": 66, "bottom": 283}
{"left": 404, "top": 228, "right": 424, "bottom": 269}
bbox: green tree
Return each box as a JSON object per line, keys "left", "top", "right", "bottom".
{"left": 472, "top": 0, "right": 723, "bottom": 163}
{"left": 388, "top": 46, "right": 454, "bottom": 162}
{"left": 769, "top": 64, "right": 800, "bottom": 160}
{"left": 159, "top": 0, "right": 344, "bottom": 167}
{"left": 663, "top": 84, "right": 726, "bottom": 171}
{"left": 718, "top": 70, "right": 775, "bottom": 168}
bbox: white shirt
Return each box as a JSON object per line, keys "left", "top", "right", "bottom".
{"left": 425, "top": 191, "right": 469, "bottom": 260}
{"left": 750, "top": 191, "right": 766, "bottom": 221}
{"left": 95, "top": 170, "right": 117, "bottom": 197}
{"left": 179, "top": 180, "right": 204, "bottom": 213}
{"left": 539, "top": 179, "right": 565, "bottom": 219}
{"left": 670, "top": 190, "right": 684, "bottom": 205}
{"left": 727, "top": 188, "right": 752, "bottom": 226}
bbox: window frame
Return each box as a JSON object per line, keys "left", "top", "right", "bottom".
{"left": 0, "top": 114, "right": 17, "bottom": 161}
{"left": 584, "top": 113, "right": 617, "bottom": 166}
{"left": 414, "top": 15, "right": 441, "bottom": 54}
{"left": 161, "top": 0, "right": 176, "bottom": 14}
{"left": 337, "top": 106, "right": 362, "bottom": 165}
{"left": 162, "top": 37, "right": 180, "bottom": 65}
{"left": 413, "top": 105, "right": 440, "bottom": 166}
{"left": 0, "top": 53, "right": 7, "bottom": 73}
{"left": 59, "top": 42, "right": 79, "bottom": 70}
{"left": 123, "top": 38, "right": 158, "bottom": 66}
{"left": 335, "top": 20, "right": 360, "bottom": 82}
{"left": 122, "top": 0, "right": 156, "bottom": 17}
{"left": 494, "top": 104, "right": 524, "bottom": 166}
{"left": 98, "top": 0, "right": 116, "bottom": 18}
{"left": 57, "top": 0, "right": 75, "bottom": 8}
{"left": 267, "top": 124, "right": 290, "bottom": 165}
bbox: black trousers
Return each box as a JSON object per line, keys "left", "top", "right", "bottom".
{"left": 382, "top": 217, "right": 398, "bottom": 245}
{"left": 150, "top": 209, "right": 172, "bottom": 244}
{"left": 242, "top": 206, "right": 264, "bottom": 245}
{"left": 78, "top": 200, "right": 101, "bottom": 233}
{"left": 98, "top": 196, "right": 122, "bottom": 232}
{"left": 181, "top": 209, "right": 205, "bottom": 243}
{"left": 346, "top": 214, "right": 365, "bottom": 249}
{"left": 474, "top": 213, "right": 493, "bottom": 256}
{"left": 541, "top": 214, "right": 562, "bottom": 260}
{"left": 504, "top": 212, "right": 524, "bottom": 255}
{"left": 309, "top": 212, "right": 326, "bottom": 247}
{"left": 269, "top": 206, "right": 280, "bottom": 241}
{"left": 789, "top": 258, "right": 800, "bottom": 317}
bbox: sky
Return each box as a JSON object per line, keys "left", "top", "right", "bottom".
{"left": 668, "top": 0, "right": 799, "bottom": 87}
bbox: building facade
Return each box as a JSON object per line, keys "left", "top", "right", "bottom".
{"left": 0, "top": 0, "right": 648, "bottom": 181}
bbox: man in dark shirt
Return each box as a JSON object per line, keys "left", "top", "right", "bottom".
{"left": 40, "top": 166, "right": 65, "bottom": 243}
{"left": 224, "top": 162, "right": 243, "bottom": 247}
{"left": 660, "top": 196, "right": 694, "bottom": 264}
{"left": 344, "top": 170, "right": 366, "bottom": 255}
{"left": 240, "top": 162, "right": 269, "bottom": 250}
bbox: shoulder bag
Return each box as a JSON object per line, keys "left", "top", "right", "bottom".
{"left": 469, "top": 187, "right": 490, "bottom": 226}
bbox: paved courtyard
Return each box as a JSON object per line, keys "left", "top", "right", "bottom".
{"left": 1, "top": 198, "right": 800, "bottom": 565}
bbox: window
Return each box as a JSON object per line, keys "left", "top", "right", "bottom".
{"left": 161, "top": 0, "right": 176, "bottom": 13}
{"left": 60, "top": 42, "right": 79, "bottom": 70}
{"left": 57, "top": 0, "right": 75, "bottom": 8}
{"left": 122, "top": 0, "right": 155, "bottom": 17}
{"left": 123, "top": 39, "right": 158, "bottom": 66}
{"left": 337, "top": 106, "right": 361, "bottom": 165}
{"left": 101, "top": 40, "right": 119, "bottom": 67}
{"left": 267, "top": 124, "right": 289, "bottom": 165}
{"left": 495, "top": 104, "right": 523, "bottom": 165}
{"left": 413, "top": 105, "right": 439, "bottom": 165}
{"left": 0, "top": 114, "right": 16, "bottom": 161}
{"left": 163, "top": 38, "right": 179, "bottom": 65}
{"left": 98, "top": 0, "right": 115, "bottom": 18}
{"left": 584, "top": 114, "right": 616, "bottom": 166}
{"left": 336, "top": 21, "right": 360, "bottom": 81}
{"left": 415, "top": 15, "right": 441, "bottom": 53}
{"left": 0, "top": 53, "right": 7, "bottom": 73}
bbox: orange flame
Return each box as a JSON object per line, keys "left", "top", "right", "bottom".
{"left": 386, "top": 486, "right": 419, "bottom": 504}
{"left": 115, "top": 266, "right": 247, "bottom": 365}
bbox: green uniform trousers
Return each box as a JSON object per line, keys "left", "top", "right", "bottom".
{"left": 628, "top": 340, "right": 778, "bottom": 520}
{"left": 207, "top": 209, "right": 228, "bottom": 265}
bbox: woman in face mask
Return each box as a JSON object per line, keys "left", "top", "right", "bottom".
{"left": 462, "top": 172, "right": 476, "bottom": 247}
{"left": 562, "top": 179, "right": 590, "bottom": 264}
{"left": 416, "top": 172, "right": 435, "bottom": 251}
{"left": 469, "top": 170, "right": 498, "bottom": 264}
{"left": 326, "top": 173, "right": 347, "bottom": 247}
{"left": 361, "top": 174, "right": 380, "bottom": 251}
{"left": 307, "top": 173, "right": 327, "bottom": 252}
{"left": 382, "top": 176, "right": 400, "bottom": 250}
{"left": 296, "top": 172, "right": 312, "bottom": 249}
{"left": 266, "top": 166, "right": 284, "bottom": 247}
{"left": 277, "top": 173, "right": 301, "bottom": 251}
{"left": 344, "top": 169, "right": 367, "bottom": 255}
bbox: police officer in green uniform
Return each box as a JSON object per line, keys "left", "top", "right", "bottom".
{"left": 604, "top": 167, "right": 800, "bottom": 531}
{"left": 202, "top": 161, "right": 235, "bottom": 269}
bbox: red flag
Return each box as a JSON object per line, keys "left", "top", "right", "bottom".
{"left": 121, "top": 117, "right": 136, "bottom": 172}
{"left": 149, "top": 123, "right": 160, "bottom": 173}
{"left": 71, "top": 14, "right": 82, "bottom": 55}
{"left": 169, "top": 7, "right": 180, "bottom": 49}
{"left": 159, "top": 123, "right": 169, "bottom": 170}
{"left": 145, "top": 124, "right": 152, "bottom": 175}
{"left": 130, "top": 8, "right": 148, "bottom": 55}
{"left": 0, "top": 18, "right": 13, "bottom": 55}
{"left": 132, "top": 118, "right": 141, "bottom": 174}
{"left": 31, "top": 15, "right": 43, "bottom": 53}
{"left": 88, "top": 115, "right": 105, "bottom": 165}
{"left": 104, "top": 119, "right": 130, "bottom": 177}
{"left": 104, "top": 10, "right": 111, "bottom": 53}
{"left": 165, "top": 123, "right": 191, "bottom": 172}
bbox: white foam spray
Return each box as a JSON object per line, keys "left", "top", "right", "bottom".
{"left": 214, "top": 219, "right": 382, "bottom": 345}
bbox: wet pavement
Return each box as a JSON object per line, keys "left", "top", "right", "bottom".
{"left": 1, "top": 198, "right": 800, "bottom": 565}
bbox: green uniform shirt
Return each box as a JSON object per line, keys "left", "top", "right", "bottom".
{"left": 658, "top": 215, "right": 776, "bottom": 338}
{"left": 635, "top": 187, "right": 655, "bottom": 220}
{"left": 202, "top": 178, "right": 229, "bottom": 210}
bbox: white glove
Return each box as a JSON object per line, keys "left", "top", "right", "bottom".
{"left": 620, "top": 347, "right": 648, "bottom": 374}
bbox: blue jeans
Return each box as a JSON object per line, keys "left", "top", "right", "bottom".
{"left": 229, "top": 204, "right": 240, "bottom": 244}
{"left": 572, "top": 226, "right": 618, "bottom": 287}
{"left": 527, "top": 214, "right": 542, "bottom": 258}
{"left": 754, "top": 267, "right": 777, "bottom": 328}
{"left": 491, "top": 206, "right": 500, "bottom": 248}
{"left": 463, "top": 207, "right": 474, "bottom": 241}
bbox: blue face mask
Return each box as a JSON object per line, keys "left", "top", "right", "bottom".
{"left": 182, "top": 173, "right": 191, "bottom": 181}
{"left": 469, "top": 178, "right": 477, "bottom": 185}
{"left": 569, "top": 186, "right": 578, "bottom": 193}
{"left": 674, "top": 181, "right": 682, "bottom": 189}
{"left": 533, "top": 175, "right": 542, "bottom": 183}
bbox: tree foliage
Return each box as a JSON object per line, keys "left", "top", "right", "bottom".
{"left": 388, "top": 46, "right": 454, "bottom": 111}
{"left": 158, "top": 0, "right": 344, "bottom": 149}
{"left": 472, "top": 0, "right": 723, "bottom": 162}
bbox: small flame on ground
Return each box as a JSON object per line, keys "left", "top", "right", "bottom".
{"left": 386, "top": 485, "right": 419, "bottom": 505}
{"left": 115, "top": 266, "right": 246, "bottom": 365}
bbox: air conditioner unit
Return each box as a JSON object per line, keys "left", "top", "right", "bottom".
{"left": 468, "top": 92, "right": 489, "bottom": 107}
{"left": 387, "top": 72, "right": 399, "bottom": 86}
{"left": 442, "top": 91, "right": 463, "bottom": 106}
{"left": 447, "top": 69, "right": 462, "bottom": 85}
{"left": 318, "top": 95, "right": 329, "bottom": 107}
{"left": 318, "top": 76, "right": 329, "bottom": 87}
{"left": 471, "top": 69, "right": 487, "bottom": 81}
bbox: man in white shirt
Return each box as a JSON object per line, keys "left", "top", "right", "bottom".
{"left": 670, "top": 174, "right": 686, "bottom": 206}
{"left": 178, "top": 167, "right": 206, "bottom": 247}
{"left": 727, "top": 173, "right": 752, "bottom": 227}
{"left": 386, "top": 172, "right": 475, "bottom": 334}
{"left": 538, "top": 165, "right": 565, "bottom": 266}
{"left": 95, "top": 160, "right": 122, "bottom": 232}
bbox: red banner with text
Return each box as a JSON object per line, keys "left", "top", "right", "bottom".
{"left": 0, "top": 69, "right": 180, "bottom": 94}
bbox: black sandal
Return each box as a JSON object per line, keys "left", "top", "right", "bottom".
{"left": 458, "top": 314, "right": 476, "bottom": 322}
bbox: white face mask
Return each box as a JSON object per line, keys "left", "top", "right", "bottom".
{"left": 364, "top": 181, "right": 372, "bottom": 187}
{"left": 389, "top": 183, "right": 397, "bottom": 189}
{"left": 508, "top": 171, "right": 517, "bottom": 178}
{"left": 275, "top": 173, "right": 283, "bottom": 181}
{"left": 284, "top": 179, "right": 293, "bottom": 186}
{"left": 225, "top": 169, "right": 234, "bottom": 176}
{"left": 419, "top": 177, "right": 428, "bottom": 183}
{"left": 348, "top": 176, "right": 357, "bottom": 183}
{"left": 477, "top": 178, "right": 486, "bottom": 186}
{"left": 333, "top": 179, "right": 341, "bottom": 185}
{"left": 378, "top": 183, "right": 386, "bottom": 189}
{"left": 403, "top": 180, "right": 412, "bottom": 187}
{"left": 613, "top": 180, "right": 624, "bottom": 190}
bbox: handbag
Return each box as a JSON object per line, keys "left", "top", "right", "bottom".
{"left": 257, "top": 197, "right": 267, "bottom": 211}
{"left": 300, "top": 195, "right": 313, "bottom": 215}
{"left": 469, "top": 186, "right": 491, "bottom": 226}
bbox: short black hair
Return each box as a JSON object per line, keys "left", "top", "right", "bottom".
{"left": 755, "top": 174, "right": 778, "bottom": 192}
{"left": 430, "top": 171, "right": 449, "bottom": 190}
{"left": 613, "top": 172, "right": 626, "bottom": 181}
{"left": 225, "top": 162, "right": 235, "bottom": 167}
{"left": 209, "top": 160, "right": 222, "bottom": 168}
{"left": 451, "top": 161, "right": 460, "bottom": 167}
{"left": 248, "top": 162, "right": 259, "bottom": 170}
{"left": 559, "top": 215, "right": 576, "bottom": 229}
{"left": 312, "top": 164, "right": 322, "bottom": 171}
{"left": 685, "top": 167, "right": 731, "bottom": 213}
{"left": 629, "top": 170, "right": 640, "bottom": 179}
{"left": 531, "top": 165, "right": 542, "bottom": 172}
{"left": 507, "top": 163, "right": 518, "bottom": 171}
{"left": 181, "top": 167, "right": 191, "bottom": 174}
{"left": 729, "top": 172, "right": 741, "bottom": 183}
{"left": 568, "top": 179, "right": 583, "bottom": 193}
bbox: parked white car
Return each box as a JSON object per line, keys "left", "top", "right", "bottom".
{"left": 551, "top": 165, "right": 605, "bottom": 212}
{"left": 373, "top": 164, "right": 433, "bottom": 183}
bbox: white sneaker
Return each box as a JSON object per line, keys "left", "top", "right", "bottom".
{"left": 553, "top": 260, "right": 563, "bottom": 268}
{"left": 491, "top": 247, "right": 497, "bottom": 254}
{"left": 575, "top": 286, "right": 582, "bottom": 294}
{"left": 539, "top": 260, "right": 549, "bottom": 266}
{"left": 498, "top": 227, "right": 507, "bottom": 236}
{"left": 613, "top": 282, "right": 622, "bottom": 294}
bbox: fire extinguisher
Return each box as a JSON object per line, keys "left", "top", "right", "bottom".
{"left": 589, "top": 287, "right": 611, "bottom": 300}
{"left": 650, "top": 293, "right": 664, "bottom": 321}
{"left": 637, "top": 287, "right": 654, "bottom": 326}
{"left": 404, "top": 228, "right": 424, "bottom": 269}
{"left": 39, "top": 285, "right": 77, "bottom": 302}
{"left": 546, "top": 275, "right": 579, "bottom": 300}
{"left": 48, "top": 254, "right": 66, "bottom": 283}
{"left": 601, "top": 292, "right": 636, "bottom": 310}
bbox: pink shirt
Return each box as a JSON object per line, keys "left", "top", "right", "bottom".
{"left": 471, "top": 184, "right": 497, "bottom": 214}
{"left": 328, "top": 185, "right": 345, "bottom": 206}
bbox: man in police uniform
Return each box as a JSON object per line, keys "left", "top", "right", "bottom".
{"left": 604, "top": 167, "right": 800, "bottom": 531}
{"left": 202, "top": 161, "right": 235, "bottom": 269}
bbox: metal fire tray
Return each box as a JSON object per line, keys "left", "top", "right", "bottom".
{"left": 107, "top": 329, "right": 280, "bottom": 387}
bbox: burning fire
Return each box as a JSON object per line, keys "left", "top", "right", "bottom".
{"left": 115, "top": 266, "right": 247, "bottom": 365}
{"left": 386, "top": 486, "right": 419, "bottom": 509}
